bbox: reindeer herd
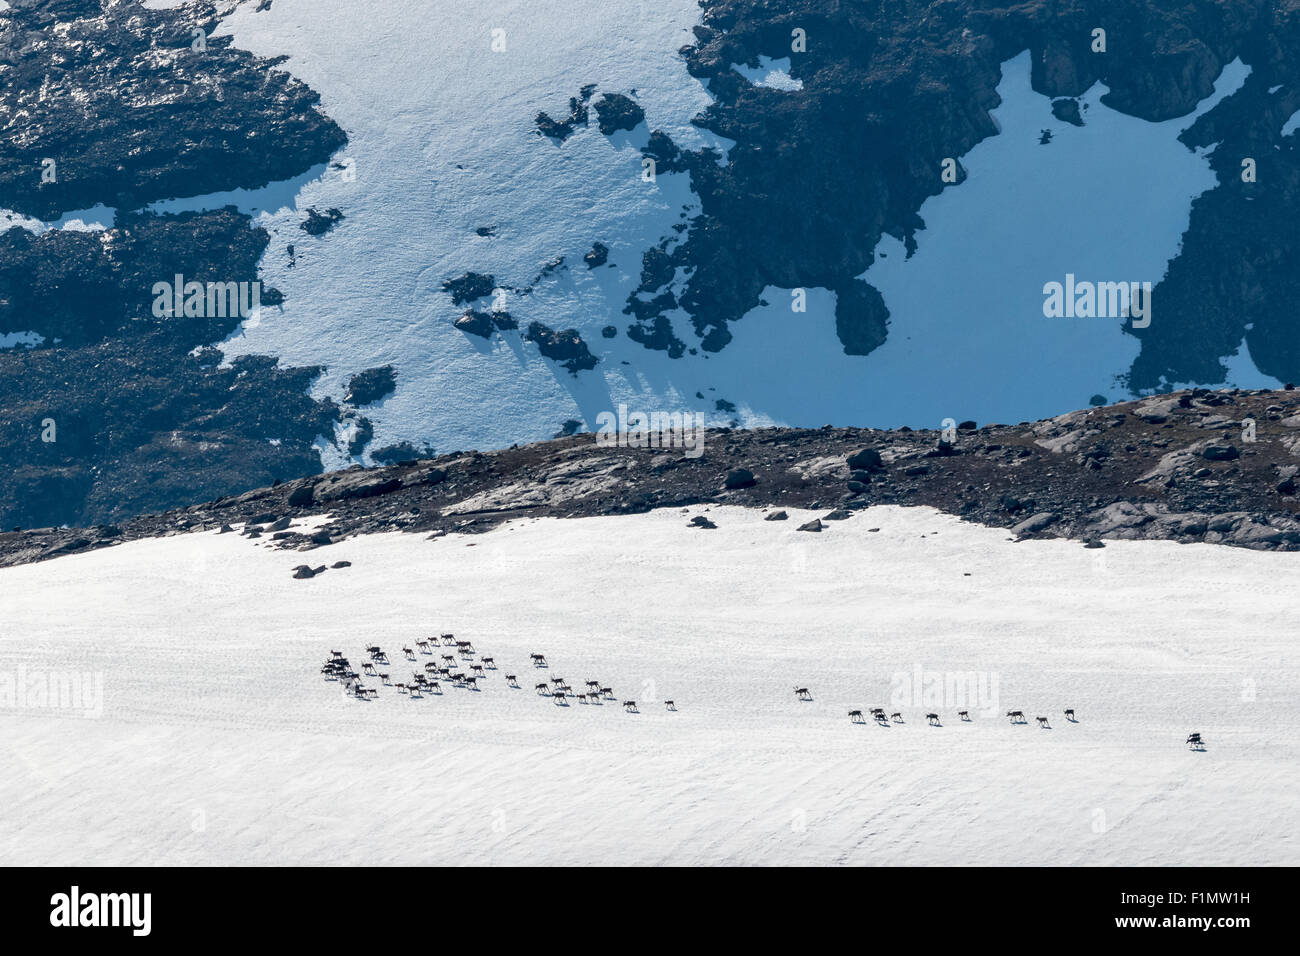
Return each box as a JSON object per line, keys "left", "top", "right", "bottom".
{"left": 801, "top": 686, "right": 1078, "bottom": 730}
{"left": 800, "top": 687, "right": 1206, "bottom": 748}
{"left": 320, "top": 634, "right": 675, "bottom": 715}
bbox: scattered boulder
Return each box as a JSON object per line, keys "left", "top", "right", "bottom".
{"left": 268, "top": 517, "right": 292, "bottom": 532}
{"left": 797, "top": 518, "right": 823, "bottom": 532}
{"left": 724, "top": 468, "right": 756, "bottom": 489}
{"left": 287, "top": 484, "right": 315, "bottom": 508}
{"left": 331, "top": 560, "right": 351, "bottom": 569}
{"left": 823, "top": 510, "right": 851, "bottom": 520}
{"left": 1202, "top": 444, "right": 1240, "bottom": 461}
{"left": 765, "top": 510, "right": 788, "bottom": 521}
{"left": 689, "top": 515, "right": 717, "bottom": 529}
{"left": 846, "top": 448, "right": 883, "bottom": 471}
{"left": 292, "top": 565, "right": 316, "bottom": 579}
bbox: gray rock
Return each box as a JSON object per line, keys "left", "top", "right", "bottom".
{"left": 1012, "top": 512, "right": 1058, "bottom": 535}
{"left": 1202, "top": 444, "right": 1240, "bottom": 461}
{"left": 797, "top": 518, "right": 823, "bottom": 532}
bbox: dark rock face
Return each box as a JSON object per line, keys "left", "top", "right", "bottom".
{"left": 0, "top": 0, "right": 347, "bottom": 531}
{"left": 345, "top": 366, "right": 397, "bottom": 406}
{"left": 1051, "top": 98, "right": 1084, "bottom": 126}
{"left": 535, "top": 84, "right": 596, "bottom": 141}
{"left": 0, "top": 0, "right": 346, "bottom": 220}
{"left": 500, "top": 0, "right": 1300, "bottom": 390}
{"left": 593, "top": 93, "right": 645, "bottom": 135}
{"left": 584, "top": 242, "right": 610, "bottom": 268}
{"left": 300, "top": 207, "right": 345, "bottom": 236}
{"left": 442, "top": 273, "right": 497, "bottom": 305}
{"left": 0, "top": 209, "right": 342, "bottom": 529}
{"left": 523, "top": 322, "right": 598, "bottom": 375}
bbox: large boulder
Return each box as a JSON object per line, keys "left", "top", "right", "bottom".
{"left": 846, "top": 448, "right": 883, "bottom": 471}
{"left": 723, "top": 468, "right": 756, "bottom": 490}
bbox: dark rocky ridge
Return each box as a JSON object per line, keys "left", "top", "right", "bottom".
{"left": 7, "top": 387, "right": 1300, "bottom": 568}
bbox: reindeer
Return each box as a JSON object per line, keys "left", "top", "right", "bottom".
{"left": 362, "top": 662, "right": 377, "bottom": 677}
{"left": 482, "top": 657, "right": 495, "bottom": 669}
{"left": 926, "top": 713, "right": 941, "bottom": 726}
{"left": 365, "top": 645, "right": 381, "bottom": 658}
{"left": 849, "top": 710, "right": 865, "bottom": 723}
{"left": 536, "top": 682, "right": 550, "bottom": 695}
{"left": 869, "top": 707, "right": 885, "bottom": 716}
{"left": 1036, "top": 716, "right": 1051, "bottom": 728}
{"left": 553, "top": 691, "right": 568, "bottom": 706}
{"left": 958, "top": 710, "right": 970, "bottom": 721}
{"left": 1064, "top": 708, "right": 1076, "bottom": 721}
{"left": 440, "top": 633, "right": 456, "bottom": 646}
{"left": 890, "top": 712, "right": 903, "bottom": 722}
{"left": 575, "top": 694, "right": 588, "bottom": 704}
{"left": 530, "top": 653, "right": 547, "bottom": 667}
{"left": 585, "top": 680, "right": 601, "bottom": 693}
{"left": 600, "top": 687, "right": 614, "bottom": 700}
{"left": 665, "top": 700, "right": 676, "bottom": 711}
{"left": 464, "top": 676, "right": 478, "bottom": 690}
{"left": 1187, "top": 732, "right": 1204, "bottom": 749}
{"left": 394, "top": 683, "right": 408, "bottom": 695}
{"left": 441, "top": 654, "right": 456, "bottom": 666}
{"left": 380, "top": 673, "right": 391, "bottom": 685}
{"left": 794, "top": 687, "right": 812, "bottom": 701}
{"left": 416, "top": 640, "right": 431, "bottom": 654}
{"left": 1006, "top": 710, "right": 1026, "bottom": 724}
{"left": 471, "top": 664, "right": 485, "bottom": 677}
{"left": 408, "top": 683, "right": 423, "bottom": 699}
{"left": 506, "top": 674, "right": 519, "bottom": 687}
{"left": 428, "top": 680, "right": 441, "bottom": 694}
{"left": 456, "top": 640, "right": 475, "bottom": 654}
{"left": 623, "top": 700, "right": 639, "bottom": 713}
{"left": 330, "top": 650, "right": 344, "bottom": 659}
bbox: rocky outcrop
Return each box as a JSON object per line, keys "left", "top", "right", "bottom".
{"left": 0, "top": 0, "right": 346, "bottom": 219}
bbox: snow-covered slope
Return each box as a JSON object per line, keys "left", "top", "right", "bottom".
{"left": 137, "top": 0, "right": 1277, "bottom": 463}
{"left": 2, "top": 505, "right": 1295, "bottom": 865}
